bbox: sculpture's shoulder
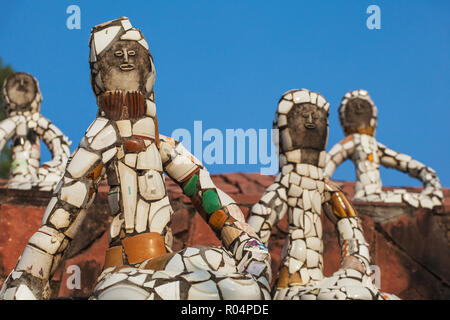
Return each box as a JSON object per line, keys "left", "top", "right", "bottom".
{"left": 324, "top": 177, "right": 344, "bottom": 193}
{"left": 159, "top": 134, "right": 179, "bottom": 146}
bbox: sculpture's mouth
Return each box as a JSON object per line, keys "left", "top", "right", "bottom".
{"left": 120, "top": 64, "right": 136, "bottom": 71}
{"left": 17, "top": 85, "right": 28, "bottom": 92}
{"left": 305, "top": 123, "right": 316, "bottom": 129}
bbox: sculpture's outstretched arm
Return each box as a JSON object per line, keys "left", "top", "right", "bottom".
{"left": 377, "top": 141, "right": 443, "bottom": 208}
{"left": 0, "top": 117, "right": 114, "bottom": 300}
{"left": 322, "top": 180, "right": 371, "bottom": 274}
{"left": 36, "top": 115, "right": 71, "bottom": 169}
{"left": 159, "top": 135, "right": 271, "bottom": 282}
{"left": 35, "top": 115, "right": 72, "bottom": 191}
{"left": 247, "top": 178, "right": 288, "bottom": 247}
{"left": 0, "top": 116, "right": 24, "bottom": 152}
{"left": 324, "top": 135, "right": 355, "bottom": 178}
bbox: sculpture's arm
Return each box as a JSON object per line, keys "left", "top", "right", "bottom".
{"left": 377, "top": 141, "right": 443, "bottom": 206}
{"left": 0, "top": 117, "right": 115, "bottom": 300}
{"left": 0, "top": 116, "right": 24, "bottom": 151}
{"left": 36, "top": 115, "right": 71, "bottom": 170}
{"left": 247, "top": 179, "right": 288, "bottom": 247}
{"left": 324, "top": 135, "right": 355, "bottom": 178}
{"left": 159, "top": 135, "right": 271, "bottom": 282}
{"left": 322, "top": 179, "right": 371, "bottom": 274}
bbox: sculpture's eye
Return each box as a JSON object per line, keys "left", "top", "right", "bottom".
{"left": 128, "top": 50, "right": 136, "bottom": 56}
{"left": 302, "top": 112, "right": 310, "bottom": 118}
{"left": 114, "top": 51, "right": 124, "bottom": 57}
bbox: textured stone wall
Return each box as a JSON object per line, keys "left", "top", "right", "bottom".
{"left": 0, "top": 175, "right": 448, "bottom": 299}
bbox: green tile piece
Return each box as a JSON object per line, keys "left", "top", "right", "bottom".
{"left": 202, "top": 189, "right": 221, "bottom": 214}
{"left": 183, "top": 174, "right": 199, "bottom": 197}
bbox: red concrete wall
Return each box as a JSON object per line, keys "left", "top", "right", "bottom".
{"left": 0, "top": 175, "right": 448, "bottom": 299}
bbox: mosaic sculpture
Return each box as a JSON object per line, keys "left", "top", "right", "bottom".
{"left": 0, "top": 17, "right": 271, "bottom": 300}
{"left": 0, "top": 72, "right": 71, "bottom": 191}
{"left": 324, "top": 90, "right": 443, "bottom": 210}
{"left": 248, "top": 89, "right": 398, "bottom": 300}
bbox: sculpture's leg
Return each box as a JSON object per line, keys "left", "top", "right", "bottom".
{"left": 90, "top": 246, "right": 271, "bottom": 300}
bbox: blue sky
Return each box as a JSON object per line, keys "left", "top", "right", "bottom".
{"left": 1, "top": 0, "right": 448, "bottom": 187}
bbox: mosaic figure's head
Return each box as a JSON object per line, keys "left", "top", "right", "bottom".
{"left": 89, "top": 17, "right": 155, "bottom": 98}
{"left": 274, "top": 89, "right": 329, "bottom": 166}
{"left": 338, "top": 90, "right": 377, "bottom": 136}
{"left": 2, "top": 72, "right": 42, "bottom": 114}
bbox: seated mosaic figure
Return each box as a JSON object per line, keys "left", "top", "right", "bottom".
{"left": 0, "top": 72, "right": 71, "bottom": 191}
{"left": 324, "top": 90, "right": 443, "bottom": 210}
{"left": 0, "top": 17, "right": 271, "bottom": 300}
{"left": 247, "top": 89, "right": 398, "bottom": 300}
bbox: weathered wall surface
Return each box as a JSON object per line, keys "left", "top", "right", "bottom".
{"left": 0, "top": 175, "right": 448, "bottom": 299}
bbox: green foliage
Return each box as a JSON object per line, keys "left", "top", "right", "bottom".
{"left": 0, "top": 58, "right": 14, "bottom": 178}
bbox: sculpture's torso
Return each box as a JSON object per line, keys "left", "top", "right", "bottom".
{"left": 349, "top": 133, "right": 383, "bottom": 200}
{"left": 281, "top": 163, "right": 326, "bottom": 286}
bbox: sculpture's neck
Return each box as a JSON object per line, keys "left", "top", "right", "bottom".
{"left": 344, "top": 126, "right": 375, "bottom": 137}
{"left": 280, "top": 147, "right": 326, "bottom": 170}
{"left": 96, "top": 90, "right": 155, "bottom": 121}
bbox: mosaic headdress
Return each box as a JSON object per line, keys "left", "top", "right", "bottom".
{"left": 338, "top": 89, "right": 377, "bottom": 136}
{"left": 2, "top": 72, "right": 42, "bottom": 114}
{"left": 273, "top": 88, "right": 330, "bottom": 167}
{"left": 88, "top": 17, "right": 155, "bottom": 99}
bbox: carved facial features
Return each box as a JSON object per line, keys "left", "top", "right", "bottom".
{"left": 343, "top": 98, "right": 373, "bottom": 131}
{"left": 97, "top": 40, "right": 151, "bottom": 92}
{"left": 5, "top": 73, "right": 37, "bottom": 107}
{"left": 287, "top": 103, "right": 328, "bottom": 151}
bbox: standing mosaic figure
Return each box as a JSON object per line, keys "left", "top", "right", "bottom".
{"left": 248, "top": 89, "right": 398, "bottom": 300}
{"left": 324, "top": 90, "right": 443, "bottom": 210}
{"left": 0, "top": 72, "right": 71, "bottom": 191}
{"left": 0, "top": 17, "right": 270, "bottom": 300}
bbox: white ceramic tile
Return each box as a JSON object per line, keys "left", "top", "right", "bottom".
{"left": 118, "top": 161, "right": 137, "bottom": 233}
{"left": 86, "top": 118, "right": 108, "bottom": 138}
{"left": 293, "top": 90, "right": 310, "bottom": 104}
{"left": 132, "top": 117, "right": 155, "bottom": 139}
{"left": 187, "top": 280, "right": 220, "bottom": 300}
{"left": 136, "top": 143, "right": 162, "bottom": 171}
{"left": 148, "top": 196, "right": 172, "bottom": 234}
{"left": 67, "top": 148, "right": 100, "bottom": 179}
{"left": 94, "top": 26, "right": 121, "bottom": 55}
{"left": 116, "top": 120, "right": 131, "bottom": 138}
{"left": 155, "top": 281, "right": 180, "bottom": 300}
{"left": 60, "top": 181, "right": 88, "bottom": 208}
{"left": 16, "top": 245, "right": 53, "bottom": 279}
{"left": 135, "top": 199, "right": 150, "bottom": 233}
{"left": 91, "top": 125, "right": 117, "bottom": 150}
{"left": 138, "top": 170, "right": 166, "bottom": 201}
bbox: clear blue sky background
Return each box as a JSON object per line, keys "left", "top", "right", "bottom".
{"left": 1, "top": 0, "right": 448, "bottom": 187}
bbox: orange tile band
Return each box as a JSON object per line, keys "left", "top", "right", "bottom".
{"left": 121, "top": 232, "right": 167, "bottom": 265}
{"left": 103, "top": 246, "right": 124, "bottom": 269}
{"left": 276, "top": 267, "right": 309, "bottom": 289}
{"left": 344, "top": 126, "right": 375, "bottom": 136}
{"left": 103, "top": 232, "right": 167, "bottom": 269}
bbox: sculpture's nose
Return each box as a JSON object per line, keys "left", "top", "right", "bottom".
{"left": 304, "top": 112, "right": 316, "bottom": 129}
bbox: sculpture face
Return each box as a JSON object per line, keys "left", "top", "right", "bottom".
{"left": 98, "top": 40, "right": 151, "bottom": 92}
{"left": 5, "top": 73, "right": 37, "bottom": 107}
{"left": 287, "top": 103, "right": 328, "bottom": 151}
{"left": 343, "top": 98, "right": 373, "bottom": 130}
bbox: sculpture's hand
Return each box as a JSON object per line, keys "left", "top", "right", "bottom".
{"left": 0, "top": 271, "right": 51, "bottom": 300}
{"left": 234, "top": 236, "right": 272, "bottom": 282}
